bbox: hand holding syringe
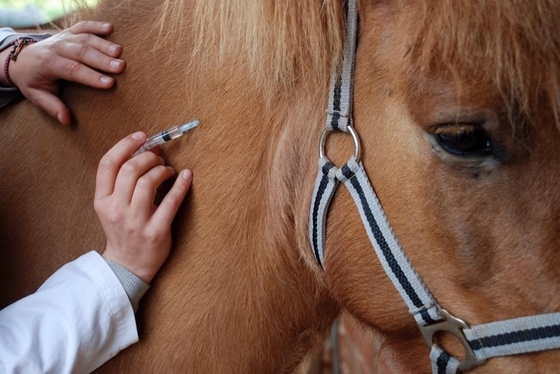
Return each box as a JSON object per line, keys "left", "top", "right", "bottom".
{"left": 132, "top": 120, "right": 199, "bottom": 157}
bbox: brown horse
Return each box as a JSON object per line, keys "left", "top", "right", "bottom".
{"left": 1, "top": 0, "right": 560, "bottom": 372}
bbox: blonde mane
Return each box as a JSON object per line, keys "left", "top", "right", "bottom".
{"left": 69, "top": 0, "right": 560, "bottom": 125}
{"left": 158, "top": 0, "right": 346, "bottom": 95}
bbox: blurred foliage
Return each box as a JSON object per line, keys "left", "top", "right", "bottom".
{"left": 0, "top": 0, "right": 98, "bottom": 21}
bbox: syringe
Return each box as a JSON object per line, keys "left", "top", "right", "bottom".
{"left": 132, "top": 120, "right": 199, "bottom": 157}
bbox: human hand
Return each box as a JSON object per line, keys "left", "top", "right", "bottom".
{"left": 94, "top": 132, "right": 192, "bottom": 283}
{"left": 4, "top": 21, "right": 126, "bottom": 125}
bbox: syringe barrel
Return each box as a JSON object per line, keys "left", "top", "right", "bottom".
{"left": 143, "top": 125, "right": 183, "bottom": 148}
{"left": 131, "top": 120, "right": 199, "bottom": 157}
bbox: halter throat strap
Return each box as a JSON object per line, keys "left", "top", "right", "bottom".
{"left": 309, "top": 0, "right": 560, "bottom": 372}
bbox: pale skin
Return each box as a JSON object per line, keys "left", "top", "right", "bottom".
{"left": 95, "top": 132, "right": 193, "bottom": 283}
{"left": 0, "top": 21, "right": 125, "bottom": 125}
{"left": 1, "top": 20, "right": 184, "bottom": 283}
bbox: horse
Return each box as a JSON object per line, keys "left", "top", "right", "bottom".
{"left": 1, "top": 0, "right": 560, "bottom": 372}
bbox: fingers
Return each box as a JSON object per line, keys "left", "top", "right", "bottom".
{"left": 112, "top": 151, "right": 165, "bottom": 204}
{"left": 152, "top": 170, "right": 193, "bottom": 226}
{"left": 131, "top": 165, "right": 177, "bottom": 218}
{"left": 49, "top": 55, "right": 120, "bottom": 89}
{"left": 64, "top": 21, "right": 122, "bottom": 59}
{"left": 59, "top": 34, "right": 124, "bottom": 71}
{"left": 68, "top": 21, "right": 115, "bottom": 40}
{"left": 95, "top": 132, "right": 192, "bottom": 233}
{"left": 48, "top": 22, "right": 124, "bottom": 88}
{"left": 95, "top": 132, "right": 146, "bottom": 201}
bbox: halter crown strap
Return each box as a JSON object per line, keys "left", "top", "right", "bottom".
{"left": 325, "top": 0, "right": 358, "bottom": 133}
{"left": 309, "top": 0, "right": 560, "bottom": 372}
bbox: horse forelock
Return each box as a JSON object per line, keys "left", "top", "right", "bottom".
{"left": 408, "top": 0, "right": 560, "bottom": 130}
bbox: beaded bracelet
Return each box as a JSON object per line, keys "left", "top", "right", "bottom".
{"left": 3, "top": 37, "right": 38, "bottom": 87}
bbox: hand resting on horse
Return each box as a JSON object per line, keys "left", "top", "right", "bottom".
{"left": 0, "top": 21, "right": 125, "bottom": 125}
{"left": 0, "top": 133, "right": 192, "bottom": 372}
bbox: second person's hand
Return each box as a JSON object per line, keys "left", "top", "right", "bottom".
{"left": 6, "top": 21, "right": 126, "bottom": 125}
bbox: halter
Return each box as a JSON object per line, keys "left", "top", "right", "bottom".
{"left": 308, "top": 0, "right": 560, "bottom": 372}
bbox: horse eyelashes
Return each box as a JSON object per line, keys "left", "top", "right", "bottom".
{"left": 434, "top": 125, "right": 492, "bottom": 157}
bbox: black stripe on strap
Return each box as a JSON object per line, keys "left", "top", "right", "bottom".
{"left": 311, "top": 162, "right": 336, "bottom": 268}
{"left": 330, "top": 75, "right": 342, "bottom": 130}
{"left": 341, "top": 164, "right": 436, "bottom": 324}
{"left": 436, "top": 350, "right": 452, "bottom": 374}
{"left": 469, "top": 324, "right": 560, "bottom": 351}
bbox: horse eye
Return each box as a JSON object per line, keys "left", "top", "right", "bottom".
{"left": 435, "top": 125, "right": 492, "bottom": 156}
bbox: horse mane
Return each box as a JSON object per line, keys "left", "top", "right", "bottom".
{"left": 155, "top": 0, "right": 346, "bottom": 96}
{"left": 180, "top": 0, "right": 560, "bottom": 126}
{"left": 66, "top": 0, "right": 560, "bottom": 127}
{"left": 411, "top": 0, "right": 560, "bottom": 128}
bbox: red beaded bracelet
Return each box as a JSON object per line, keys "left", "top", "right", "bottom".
{"left": 3, "top": 37, "right": 38, "bottom": 87}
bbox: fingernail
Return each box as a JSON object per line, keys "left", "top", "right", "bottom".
{"left": 109, "top": 59, "right": 121, "bottom": 69}
{"left": 100, "top": 76, "right": 113, "bottom": 84}
{"left": 103, "top": 23, "right": 111, "bottom": 29}
{"left": 182, "top": 170, "right": 192, "bottom": 180}
{"left": 108, "top": 45, "right": 119, "bottom": 54}
{"left": 132, "top": 132, "right": 144, "bottom": 140}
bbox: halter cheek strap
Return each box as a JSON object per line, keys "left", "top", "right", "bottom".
{"left": 309, "top": 0, "right": 560, "bottom": 372}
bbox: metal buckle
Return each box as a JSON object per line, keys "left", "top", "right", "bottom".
{"left": 318, "top": 125, "right": 361, "bottom": 162}
{"left": 419, "top": 309, "right": 485, "bottom": 372}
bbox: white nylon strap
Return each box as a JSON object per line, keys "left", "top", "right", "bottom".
{"left": 309, "top": 157, "right": 443, "bottom": 321}
{"left": 337, "top": 158, "right": 442, "bottom": 325}
{"left": 430, "top": 346, "right": 460, "bottom": 374}
{"left": 464, "top": 311, "right": 560, "bottom": 361}
{"left": 325, "top": 0, "right": 358, "bottom": 132}
{"left": 309, "top": 158, "right": 338, "bottom": 268}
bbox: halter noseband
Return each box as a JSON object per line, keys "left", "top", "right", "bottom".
{"left": 309, "top": 1, "right": 560, "bottom": 372}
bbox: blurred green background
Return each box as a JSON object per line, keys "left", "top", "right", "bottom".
{"left": 0, "top": 0, "right": 98, "bottom": 23}
{"left": 2, "top": 0, "right": 68, "bottom": 21}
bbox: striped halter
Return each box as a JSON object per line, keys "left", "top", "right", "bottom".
{"left": 308, "top": 0, "right": 560, "bottom": 372}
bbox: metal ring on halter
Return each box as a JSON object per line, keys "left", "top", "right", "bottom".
{"left": 419, "top": 309, "right": 485, "bottom": 372}
{"left": 319, "top": 125, "right": 361, "bottom": 162}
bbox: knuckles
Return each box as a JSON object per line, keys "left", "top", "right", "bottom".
{"left": 78, "top": 33, "right": 91, "bottom": 45}
{"left": 98, "top": 155, "right": 116, "bottom": 170}
{"left": 94, "top": 200, "right": 126, "bottom": 226}
{"left": 74, "top": 43, "right": 89, "bottom": 60}
{"left": 143, "top": 226, "right": 167, "bottom": 243}
{"left": 65, "top": 60, "right": 84, "bottom": 77}
{"left": 121, "top": 160, "right": 141, "bottom": 175}
{"left": 137, "top": 175, "right": 156, "bottom": 190}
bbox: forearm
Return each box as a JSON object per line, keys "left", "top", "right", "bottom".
{"left": 0, "top": 251, "right": 142, "bottom": 373}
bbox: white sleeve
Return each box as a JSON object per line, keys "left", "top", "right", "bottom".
{"left": 0, "top": 28, "right": 16, "bottom": 44}
{"left": 0, "top": 251, "right": 139, "bottom": 374}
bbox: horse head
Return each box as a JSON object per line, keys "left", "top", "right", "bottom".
{"left": 315, "top": 1, "right": 560, "bottom": 372}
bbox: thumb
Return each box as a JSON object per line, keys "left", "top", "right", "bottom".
{"left": 25, "top": 89, "right": 71, "bottom": 125}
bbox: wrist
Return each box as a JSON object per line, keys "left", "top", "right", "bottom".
{"left": 104, "top": 258, "right": 150, "bottom": 312}
{"left": 102, "top": 249, "right": 157, "bottom": 284}
{"left": 2, "top": 37, "right": 37, "bottom": 88}
{"left": 0, "top": 49, "right": 10, "bottom": 87}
